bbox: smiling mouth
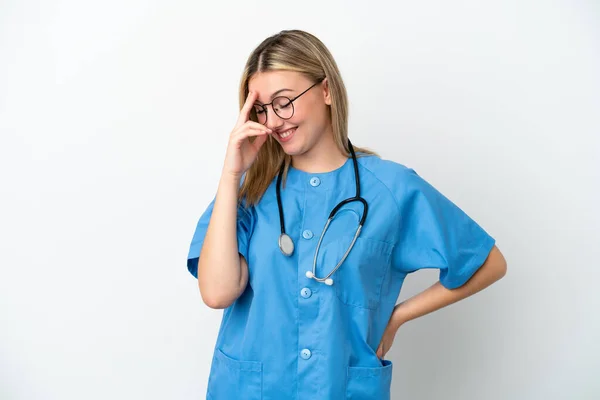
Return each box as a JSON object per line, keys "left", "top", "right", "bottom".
{"left": 277, "top": 127, "right": 297, "bottom": 141}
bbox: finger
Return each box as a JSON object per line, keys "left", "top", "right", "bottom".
{"left": 239, "top": 127, "right": 271, "bottom": 138}
{"left": 242, "top": 120, "right": 273, "bottom": 133}
{"left": 232, "top": 128, "right": 270, "bottom": 144}
{"left": 232, "top": 124, "right": 272, "bottom": 141}
{"left": 236, "top": 90, "right": 259, "bottom": 127}
{"left": 230, "top": 120, "right": 272, "bottom": 139}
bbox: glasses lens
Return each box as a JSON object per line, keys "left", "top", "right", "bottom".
{"left": 253, "top": 105, "right": 267, "bottom": 124}
{"left": 273, "top": 97, "right": 294, "bottom": 119}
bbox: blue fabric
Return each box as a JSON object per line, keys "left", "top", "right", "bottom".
{"left": 187, "top": 155, "right": 496, "bottom": 399}
{"left": 187, "top": 196, "right": 253, "bottom": 279}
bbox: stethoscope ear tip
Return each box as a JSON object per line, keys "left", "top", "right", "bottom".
{"left": 305, "top": 271, "right": 334, "bottom": 286}
{"left": 277, "top": 142, "right": 362, "bottom": 286}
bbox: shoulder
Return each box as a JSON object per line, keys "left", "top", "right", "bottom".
{"left": 356, "top": 153, "right": 421, "bottom": 194}
{"left": 355, "top": 153, "right": 442, "bottom": 214}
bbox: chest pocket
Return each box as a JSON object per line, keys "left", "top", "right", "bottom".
{"left": 318, "top": 234, "right": 393, "bottom": 309}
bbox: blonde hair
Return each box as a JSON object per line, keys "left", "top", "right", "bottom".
{"left": 238, "top": 30, "right": 378, "bottom": 206}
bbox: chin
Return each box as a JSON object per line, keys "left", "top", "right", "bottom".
{"left": 277, "top": 139, "right": 304, "bottom": 156}
{"left": 280, "top": 146, "right": 303, "bottom": 156}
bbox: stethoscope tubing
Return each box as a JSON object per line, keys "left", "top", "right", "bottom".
{"left": 276, "top": 138, "right": 368, "bottom": 285}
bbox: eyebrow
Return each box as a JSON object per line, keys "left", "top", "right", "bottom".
{"left": 255, "top": 88, "right": 295, "bottom": 105}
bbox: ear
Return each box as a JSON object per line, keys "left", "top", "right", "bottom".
{"left": 322, "top": 77, "right": 332, "bottom": 105}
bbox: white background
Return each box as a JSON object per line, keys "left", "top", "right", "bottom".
{"left": 1, "top": 1, "right": 599, "bottom": 399}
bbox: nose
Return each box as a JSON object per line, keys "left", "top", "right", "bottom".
{"left": 264, "top": 106, "right": 285, "bottom": 131}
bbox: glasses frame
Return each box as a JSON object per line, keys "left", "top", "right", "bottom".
{"left": 253, "top": 77, "right": 325, "bottom": 124}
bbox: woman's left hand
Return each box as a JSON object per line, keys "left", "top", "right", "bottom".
{"left": 376, "top": 321, "right": 400, "bottom": 359}
{"left": 376, "top": 304, "right": 408, "bottom": 359}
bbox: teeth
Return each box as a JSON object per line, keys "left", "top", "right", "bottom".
{"left": 279, "top": 128, "right": 296, "bottom": 138}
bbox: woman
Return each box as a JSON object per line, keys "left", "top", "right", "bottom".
{"left": 187, "top": 29, "right": 507, "bottom": 400}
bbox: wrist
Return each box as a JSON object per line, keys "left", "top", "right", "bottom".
{"left": 390, "top": 303, "right": 410, "bottom": 330}
{"left": 221, "top": 170, "right": 243, "bottom": 184}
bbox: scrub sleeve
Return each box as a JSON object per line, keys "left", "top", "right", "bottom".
{"left": 186, "top": 196, "right": 254, "bottom": 279}
{"left": 392, "top": 168, "right": 496, "bottom": 288}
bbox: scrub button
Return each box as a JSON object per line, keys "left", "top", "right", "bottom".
{"left": 309, "top": 177, "right": 321, "bottom": 187}
{"left": 300, "top": 349, "right": 312, "bottom": 360}
{"left": 300, "top": 288, "right": 312, "bottom": 298}
{"left": 302, "top": 230, "right": 313, "bottom": 239}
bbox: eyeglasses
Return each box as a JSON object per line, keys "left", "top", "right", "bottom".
{"left": 252, "top": 78, "right": 325, "bottom": 125}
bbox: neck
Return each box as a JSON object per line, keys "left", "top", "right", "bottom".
{"left": 291, "top": 132, "right": 348, "bottom": 173}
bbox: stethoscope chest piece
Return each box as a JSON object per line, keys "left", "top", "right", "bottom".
{"left": 278, "top": 233, "right": 295, "bottom": 256}
{"left": 275, "top": 139, "right": 365, "bottom": 286}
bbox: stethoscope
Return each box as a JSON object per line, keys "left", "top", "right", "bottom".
{"left": 276, "top": 139, "right": 368, "bottom": 285}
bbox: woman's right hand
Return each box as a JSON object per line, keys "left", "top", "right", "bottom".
{"left": 222, "top": 90, "right": 272, "bottom": 179}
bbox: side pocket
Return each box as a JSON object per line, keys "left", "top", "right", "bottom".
{"left": 207, "top": 348, "right": 263, "bottom": 400}
{"left": 346, "top": 359, "right": 393, "bottom": 400}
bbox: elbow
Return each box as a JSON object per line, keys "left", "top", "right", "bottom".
{"left": 499, "top": 260, "right": 507, "bottom": 280}
{"left": 196, "top": 255, "right": 246, "bottom": 309}
{"left": 198, "top": 285, "right": 235, "bottom": 310}
{"left": 476, "top": 245, "right": 507, "bottom": 285}
{"left": 202, "top": 293, "right": 235, "bottom": 309}
{"left": 493, "top": 260, "right": 507, "bottom": 283}
{"left": 490, "top": 245, "right": 508, "bottom": 281}
{"left": 500, "top": 257, "right": 507, "bottom": 276}
{"left": 198, "top": 282, "right": 238, "bottom": 309}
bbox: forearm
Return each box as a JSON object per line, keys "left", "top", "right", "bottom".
{"left": 197, "top": 171, "right": 245, "bottom": 306}
{"left": 390, "top": 245, "right": 506, "bottom": 330}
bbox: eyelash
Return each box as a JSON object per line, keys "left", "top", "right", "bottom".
{"left": 254, "top": 101, "right": 293, "bottom": 114}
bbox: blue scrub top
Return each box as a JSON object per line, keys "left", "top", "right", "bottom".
{"left": 187, "top": 154, "right": 496, "bottom": 400}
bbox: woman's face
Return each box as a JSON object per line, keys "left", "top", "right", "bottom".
{"left": 248, "top": 70, "right": 331, "bottom": 156}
